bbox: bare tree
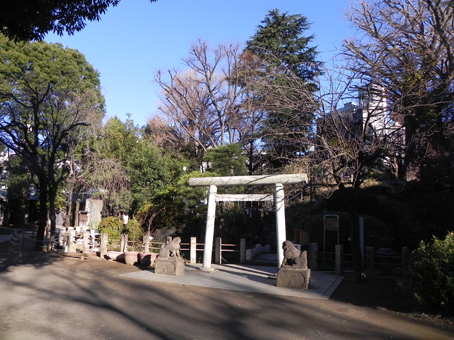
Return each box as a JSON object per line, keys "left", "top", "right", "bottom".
{"left": 343, "top": 0, "right": 454, "bottom": 181}
{"left": 251, "top": 63, "right": 404, "bottom": 280}
{"left": 155, "top": 40, "right": 264, "bottom": 165}
{"left": 233, "top": 51, "right": 269, "bottom": 173}
{"left": 156, "top": 68, "right": 219, "bottom": 154}
{"left": 145, "top": 116, "right": 182, "bottom": 150}
{"left": 58, "top": 92, "right": 103, "bottom": 227}
{"left": 62, "top": 96, "right": 104, "bottom": 227}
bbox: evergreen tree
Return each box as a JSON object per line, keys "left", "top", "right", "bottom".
{"left": 128, "top": 137, "right": 186, "bottom": 214}
{"left": 203, "top": 143, "right": 248, "bottom": 176}
{"left": 245, "top": 9, "right": 320, "bottom": 81}
{"left": 0, "top": 34, "right": 104, "bottom": 246}
{"left": 244, "top": 9, "right": 322, "bottom": 168}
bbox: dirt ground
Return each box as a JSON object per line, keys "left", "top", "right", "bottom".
{"left": 0, "top": 245, "right": 453, "bottom": 339}
{"left": 331, "top": 274, "right": 453, "bottom": 329}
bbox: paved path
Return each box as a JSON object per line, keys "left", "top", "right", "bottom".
{"left": 122, "top": 263, "right": 343, "bottom": 299}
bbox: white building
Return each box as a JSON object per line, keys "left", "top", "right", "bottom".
{"left": 340, "top": 83, "right": 402, "bottom": 137}
{"left": 338, "top": 83, "right": 405, "bottom": 178}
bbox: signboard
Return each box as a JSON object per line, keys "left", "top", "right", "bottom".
{"left": 324, "top": 215, "right": 339, "bottom": 231}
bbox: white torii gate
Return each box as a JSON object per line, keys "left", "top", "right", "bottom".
{"left": 188, "top": 174, "right": 308, "bottom": 270}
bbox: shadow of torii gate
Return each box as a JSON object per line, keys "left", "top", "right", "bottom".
{"left": 189, "top": 174, "right": 308, "bottom": 271}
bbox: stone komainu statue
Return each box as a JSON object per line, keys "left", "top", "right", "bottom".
{"left": 281, "top": 240, "right": 308, "bottom": 269}
{"left": 277, "top": 240, "right": 311, "bottom": 289}
{"left": 158, "top": 236, "right": 181, "bottom": 259}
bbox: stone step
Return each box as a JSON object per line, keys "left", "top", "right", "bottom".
{"left": 249, "top": 253, "right": 278, "bottom": 266}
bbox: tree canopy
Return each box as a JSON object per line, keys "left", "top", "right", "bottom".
{"left": 245, "top": 9, "right": 321, "bottom": 81}
{"left": 244, "top": 9, "right": 322, "bottom": 168}
{"left": 0, "top": 0, "right": 158, "bottom": 41}
{"left": 0, "top": 34, "right": 104, "bottom": 245}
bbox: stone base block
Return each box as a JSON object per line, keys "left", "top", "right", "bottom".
{"left": 276, "top": 268, "right": 311, "bottom": 289}
{"left": 155, "top": 258, "right": 185, "bottom": 276}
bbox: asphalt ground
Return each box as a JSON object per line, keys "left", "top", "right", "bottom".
{"left": 0, "top": 250, "right": 453, "bottom": 340}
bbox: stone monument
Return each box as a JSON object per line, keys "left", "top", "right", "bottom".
{"left": 276, "top": 240, "right": 311, "bottom": 289}
{"left": 155, "top": 236, "right": 185, "bottom": 276}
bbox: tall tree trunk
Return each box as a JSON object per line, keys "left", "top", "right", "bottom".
{"left": 65, "top": 184, "right": 74, "bottom": 228}
{"left": 404, "top": 114, "right": 419, "bottom": 181}
{"left": 2, "top": 202, "right": 9, "bottom": 228}
{"left": 34, "top": 181, "right": 48, "bottom": 251}
{"left": 49, "top": 188, "right": 57, "bottom": 234}
{"left": 47, "top": 187, "right": 58, "bottom": 252}
{"left": 248, "top": 140, "right": 253, "bottom": 175}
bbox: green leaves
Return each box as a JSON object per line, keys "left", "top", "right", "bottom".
{"left": 203, "top": 143, "right": 247, "bottom": 176}
{"left": 0, "top": 36, "right": 102, "bottom": 102}
{"left": 408, "top": 232, "right": 454, "bottom": 316}
{"left": 244, "top": 9, "right": 321, "bottom": 168}
{"left": 0, "top": 34, "right": 105, "bottom": 239}
{"left": 245, "top": 9, "right": 321, "bottom": 81}
{"left": 0, "top": 0, "right": 119, "bottom": 41}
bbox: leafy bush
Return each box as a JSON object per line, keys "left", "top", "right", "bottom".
{"left": 98, "top": 216, "right": 124, "bottom": 242}
{"left": 125, "top": 218, "right": 143, "bottom": 243}
{"left": 407, "top": 232, "right": 454, "bottom": 316}
{"left": 203, "top": 143, "right": 248, "bottom": 176}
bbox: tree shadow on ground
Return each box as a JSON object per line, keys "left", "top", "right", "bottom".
{"left": 1, "top": 257, "right": 452, "bottom": 339}
{"left": 330, "top": 274, "right": 417, "bottom": 314}
{"left": 0, "top": 233, "right": 69, "bottom": 273}
{"left": 0, "top": 251, "right": 61, "bottom": 273}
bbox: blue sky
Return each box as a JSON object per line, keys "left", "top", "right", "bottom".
{"left": 45, "top": 0, "right": 352, "bottom": 127}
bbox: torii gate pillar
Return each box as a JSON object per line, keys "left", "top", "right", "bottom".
{"left": 202, "top": 185, "right": 217, "bottom": 271}
{"left": 275, "top": 183, "right": 286, "bottom": 267}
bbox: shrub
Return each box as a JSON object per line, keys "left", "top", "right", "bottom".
{"left": 98, "top": 216, "right": 124, "bottom": 242}
{"left": 125, "top": 218, "right": 143, "bottom": 243}
{"left": 407, "top": 232, "right": 454, "bottom": 316}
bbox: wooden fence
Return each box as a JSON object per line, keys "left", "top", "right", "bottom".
{"left": 5, "top": 227, "right": 410, "bottom": 277}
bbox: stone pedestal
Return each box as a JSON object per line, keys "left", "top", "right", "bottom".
{"left": 155, "top": 258, "right": 185, "bottom": 276}
{"left": 276, "top": 268, "right": 311, "bottom": 289}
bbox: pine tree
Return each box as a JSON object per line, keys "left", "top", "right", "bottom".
{"left": 245, "top": 9, "right": 320, "bottom": 81}
{"left": 244, "top": 9, "right": 322, "bottom": 168}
